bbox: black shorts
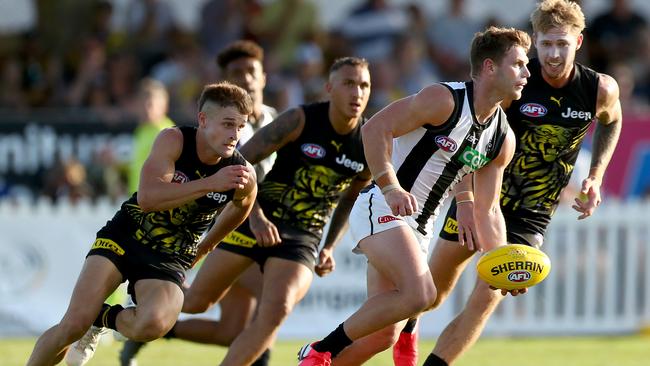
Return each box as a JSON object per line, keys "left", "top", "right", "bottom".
{"left": 438, "top": 199, "right": 545, "bottom": 248}
{"left": 87, "top": 227, "right": 186, "bottom": 303}
{"left": 218, "top": 218, "right": 321, "bottom": 270}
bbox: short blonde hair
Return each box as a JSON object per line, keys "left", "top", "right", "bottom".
{"left": 530, "top": 0, "right": 586, "bottom": 34}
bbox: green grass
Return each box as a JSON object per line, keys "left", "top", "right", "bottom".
{"left": 7, "top": 336, "right": 650, "bottom": 365}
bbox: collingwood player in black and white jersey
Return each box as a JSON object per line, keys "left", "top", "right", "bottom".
{"left": 420, "top": 2, "right": 623, "bottom": 366}
{"left": 27, "top": 83, "right": 257, "bottom": 366}
{"left": 298, "top": 26, "right": 531, "bottom": 366}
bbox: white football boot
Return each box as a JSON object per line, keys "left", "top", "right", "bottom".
{"left": 65, "top": 326, "right": 110, "bottom": 366}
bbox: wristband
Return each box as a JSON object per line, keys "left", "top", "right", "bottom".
{"left": 381, "top": 184, "right": 400, "bottom": 195}
{"left": 455, "top": 190, "right": 474, "bottom": 199}
{"left": 374, "top": 168, "right": 393, "bottom": 181}
{"left": 456, "top": 199, "right": 474, "bottom": 205}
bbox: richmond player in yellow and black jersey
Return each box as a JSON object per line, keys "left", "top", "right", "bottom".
{"left": 28, "top": 83, "right": 258, "bottom": 366}
{"left": 500, "top": 57, "right": 600, "bottom": 244}
{"left": 140, "top": 57, "right": 373, "bottom": 366}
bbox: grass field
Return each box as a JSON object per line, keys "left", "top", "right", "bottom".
{"left": 5, "top": 335, "right": 650, "bottom": 366}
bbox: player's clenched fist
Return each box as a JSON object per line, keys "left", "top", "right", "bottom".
{"left": 384, "top": 188, "right": 418, "bottom": 217}
{"left": 209, "top": 164, "right": 251, "bottom": 191}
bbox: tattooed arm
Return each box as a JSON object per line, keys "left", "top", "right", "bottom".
{"left": 238, "top": 107, "right": 306, "bottom": 246}
{"left": 239, "top": 107, "right": 305, "bottom": 165}
{"left": 573, "top": 73, "right": 622, "bottom": 219}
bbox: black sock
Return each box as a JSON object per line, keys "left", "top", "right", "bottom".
{"left": 93, "top": 304, "right": 124, "bottom": 330}
{"left": 312, "top": 323, "right": 353, "bottom": 358}
{"left": 251, "top": 348, "right": 271, "bottom": 366}
{"left": 423, "top": 353, "right": 449, "bottom": 366}
{"left": 402, "top": 318, "right": 418, "bottom": 334}
{"left": 163, "top": 324, "right": 176, "bottom": 339}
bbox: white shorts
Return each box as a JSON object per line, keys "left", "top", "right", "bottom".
{"left": 349, "top": 185, "right": 431, "bottom": 255}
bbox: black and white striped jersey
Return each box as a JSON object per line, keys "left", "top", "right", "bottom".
{"left": 392, "top": 81, "right": 510, "bottom": 236}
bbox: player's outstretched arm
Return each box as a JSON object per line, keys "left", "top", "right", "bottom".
{"left": 362, "top": 84, "right": 455, "bottom": 217}
{"left": 316, "top": 167, "right": 372, "bottom": 277}
{"left": 472, "top": 128, "right": 516, "bottom": 252}
{"left": 137, "top": 128, "right": 248, "bottom": 212}
{"left": 193, "top": 162, "right": 258, "bottom": 265}
{"left": 573, "top": 73, "right": 622, "bottom": 219}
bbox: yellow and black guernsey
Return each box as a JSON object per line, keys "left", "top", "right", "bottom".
{"left": 98, "top": 126, "right": 246, "bottom": 269}
{"left": 502, "top": 58, "right": 599, "bottom": 233}
{"left": 258, "top": 101, "right": 367, "bottom": 236}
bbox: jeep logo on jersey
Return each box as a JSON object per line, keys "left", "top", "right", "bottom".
{"left": 335, "top": 154, "right": 364, "bottom": 172}
{"left": 508, "top": 271, "right": 532, "bottom": 282}
{"left": 561, "top": 107, "right": 593, "bottom": 121}
{"left": 435, "top": 135, "right": 457, "bottom": 152}
{"left": 301, "top": 143, "right": 326, "bottom": 158}
{"left": 172, "top": 171, "right": 189, "bottom": 184}
{"left": 206, "top": 192, "right": 228, "bottom": 203}
{"left": 520, "top": 103, "right": 547, "bottom": 117}
{"left": 459, "top": 147, "right": 490, "bottom": 170}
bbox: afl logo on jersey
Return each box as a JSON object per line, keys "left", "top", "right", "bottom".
{"left": 520, "top": 103, "right": 547, "bottom": 117}
{"left": 301, "top": 143, "right": 326, "bottom": 159}
{"left": 435, "top": 136, "right": 458, "bottom": 152}
{"left": 172, "top": 171, "right": 190, "bottom": 184}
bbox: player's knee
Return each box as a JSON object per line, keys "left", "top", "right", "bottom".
{"left": 131, "top": 315, "right": 173, "bottom": 341}
{"left": 470, "top": 281, "right": 504, "bottom": 310}
{"left": 259, "top": 299, "right": 292, "bottom": 329}
{"left": 403, "top": 281, "right": 437, "bottom": 314}
{"left": 430, "top": 288, "right": 450, "bottom": 310}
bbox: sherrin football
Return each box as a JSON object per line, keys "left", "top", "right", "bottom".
{"left": 476, "top": 244, "right": 551, "bottom": 290}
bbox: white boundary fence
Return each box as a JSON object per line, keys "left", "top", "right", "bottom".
{"left": 1, "top": 199, "right": 649, "bottom": 338}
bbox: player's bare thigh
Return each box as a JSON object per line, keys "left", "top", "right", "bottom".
{"left": 182, "top": 248, "right": 254, "bottom": 313}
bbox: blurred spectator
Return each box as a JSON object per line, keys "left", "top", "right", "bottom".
{"left": 42, "top": 157, "right": 94, "bottom": 204}
{"left": 338, "top": 0, "right": 408, "bottom": 61}
{"left": 17, "top": 31, "right": 62, "bottom": 107}
{"left": 392, "top": 34, "right": 439, "bottom": 98}
{"left": 198, "top": 0, "right": 263, "bottom": 58}
{"left": 151, "top": 31, "right": 208, "bottom": 123}
{"left": 282, "top": 42, "right": 327, "bottom": 108}
{"left": 586, "top": 0, "right": 648, "bottom": 72}
{"left": 0, "top": 57, "right": 27, "bottom": 109}
{"left": 426, "top": 0, "right": 484, "bottom": 80}
{"left": 65, "top": 36, "right": 107, "bottom": 108}
{"left": 251, "top": 0, "right": 320, "bottom": 71}
{"left": 128, "top": 78, "right": 175, "bottom": 194}
{"left": 125, "top": 0, "right": 178, "bottom": 76}
{"left": 608, "top": 61, "right": 650, "bottom": 118}
{"left": 87, "top": 145, "right": 128, "bottom": 202}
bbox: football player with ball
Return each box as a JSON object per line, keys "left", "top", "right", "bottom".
{"left": 416, "top": 1, "right": 623, "bottom": 365}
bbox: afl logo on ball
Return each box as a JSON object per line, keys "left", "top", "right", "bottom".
{"left": 301, "top": 143, "right": 326, "bottom": 158}
{"left": 520, "top": 103, "right": 547, "bottom": 117}
{"left": 508, "top": 271, "right": 531, "bottom": 282}
{"left": 435, "top": 136, "right": 457, "bottom": 152}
